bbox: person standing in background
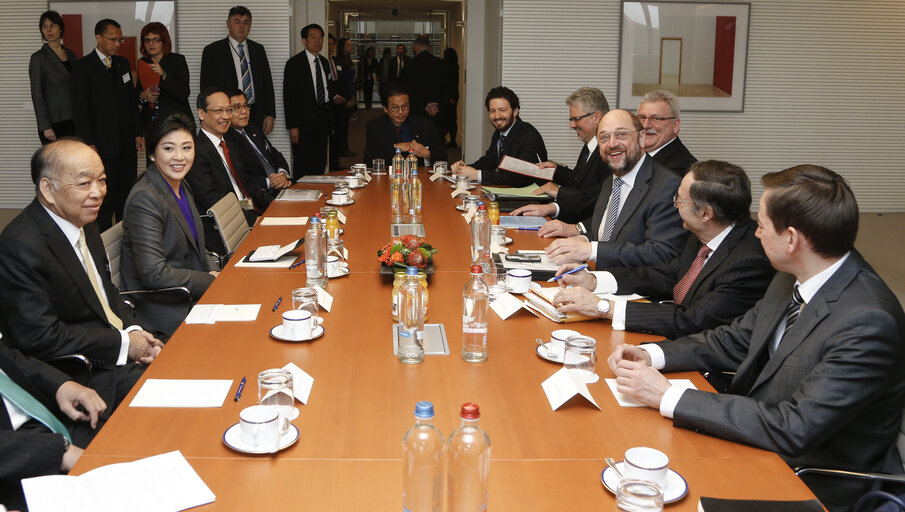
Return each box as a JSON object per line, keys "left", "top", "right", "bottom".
{"left": 359, "top": 46, "right": 378, "bottom": 109}
{"left": 330, "top": 37, "right": 357, "bottom": 168}
{"left": 136, "top": 23, "right": 193, "bottom": 144}
{"left": 443, "top": 47, "right": 460, "bottom": 148}
{"left": 377, "top": 47, "right": 392, "bottom": 105}
{"left": 29, "top": 11, "right": 77, "bottom": 145}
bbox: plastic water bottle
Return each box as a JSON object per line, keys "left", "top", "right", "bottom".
{"left": 462, "top": 265, "right": 489, "bottom": 363}
{"left": 397, "top": 266, "right": 426, "bottom": 364}
{"left": 393, "top": 147, "right": 406, "bottom": 179}
{"left": 470, "top": 203, "right": 491, "bottom": 272}
{"left": 391, "top": 165, "right": 405, "bottom": 224}
{"left": 402, "top": 401, "right": 445, "bottom": 512}
{"left": 406, "top": 148, "right": 419, "bottom": 178}
{"left": 447, "top": 403, "right": 491, "bottom": 512}
{"left": 409, "top": 168, "right": 423, "bottom": 223}
{"left": 305, "top": 217, "right": 327, "bottom": 287}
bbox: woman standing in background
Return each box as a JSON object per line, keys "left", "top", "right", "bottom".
{"left": 136, "top": 22, "right": 193, "bottom": 139}
{"left": 29, "top": 11, "right": 77, "bottom": 144}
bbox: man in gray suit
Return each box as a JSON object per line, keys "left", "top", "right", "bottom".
{"left": 608, "top": 165, "right": 905, "bottom": 510}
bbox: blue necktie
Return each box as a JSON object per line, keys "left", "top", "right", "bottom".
{"left": 238, "top": 43, "right": 255, "bottom": 104}
{"left": 599, "top": 177, "right": 624, "bottom": 242}
{"left": 314, "top": 57, "right": 326, "bottom": 105}
{"left": 497, "top": 134, "right": 506, "bottom": 158}
{"left": 0, "top": 370, "right": 71, "bottom": 441}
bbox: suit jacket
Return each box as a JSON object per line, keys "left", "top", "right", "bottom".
{"left": 585, "top": 154, "right": 685, "bottom": 267}
{"left": 225, "top": 123, "right": 287, "bottom": 209}
{"left": 136, "top": 52, "right": 193, "bottom": 133}
{"left": 551, "top": 143, "right": 609, "bottom": 223}
{"left": 121, "top": 165, "right": 216, "bottom": 335}
{"left": 200, "top": 37, "right": 275, "bottom": 120}
{"left": 70, "top": 50, "right": 140, "bottom": 158}
{"left": 283, "top": 50, "right": 334, "bottom": 137}
{"left": 388, "top": 54, "right": 410, "bottom": 82}
{"left": 470, "top": 117, "right": 548, "bottom": 187}
{"left": 610, "top": 219, "right": 775, "bottom": 338}
{"left": 402, "top": 50, "right": 448, "bottom": 120}
{"left": 661, "top": 250, "right": 905, "bottom": 504}
{"left": 650, "top": 137, "right": 696, "bottom": 176}
{"left": 29, "top": 43, "right": 78, "bottom": 130}
{"left": 363, "top": 114, "right": 448, "bottom": 165}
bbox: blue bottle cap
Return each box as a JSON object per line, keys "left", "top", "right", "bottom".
{"left": 411, "top": 168, "right": 418, "bottom": 175}
{"left": 309, "top": 217, "right": 319, "bottom": 224}
{"left": 406, "top": 266, "right": 419, "bottom": 276}
{"left": 414, "top": 401, "right": 434, "bottom": 419}
{"left": 395, "top": 147, "right": 402, "bottom": 153}
{"left": 477, "top": 201, "right": 485, "bottom": 206}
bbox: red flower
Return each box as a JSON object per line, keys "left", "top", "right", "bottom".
{"left": 406, "top": 251, "right": 425, "bottom": 268}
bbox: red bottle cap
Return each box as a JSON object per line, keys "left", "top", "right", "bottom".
{"left": 470, "top": 265, "right": 483, "bottom": 274}
{"left": 460, "top": 402, "right": 480, "bottom": 420}
{"left": 312, "top": 213, "right": 322, "bottom": 218}
{"left": 478, "top": 204, "right": 487, "bottom": 210}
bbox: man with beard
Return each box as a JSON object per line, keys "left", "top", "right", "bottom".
{"left": 637, "top": 90, "right": 696, "bottom": 175}
{"left": 542, "top": 109, "right": 685, "bottom": 267}
{"left": 450, "top": 86, "right": 547, "bottom": 187}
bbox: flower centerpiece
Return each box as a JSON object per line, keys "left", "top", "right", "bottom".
{"left": 377, "top": 235, "right": 438, "bottom": 269}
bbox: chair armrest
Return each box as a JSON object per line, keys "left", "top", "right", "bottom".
{"left": 120, "top": 286, "right": 192, "bottom": 304}
{"left": 47, "top": 353, "right": 93, "bottom": 385}
{"left": 795, "top": 466, "right": 905, "bottom": 485}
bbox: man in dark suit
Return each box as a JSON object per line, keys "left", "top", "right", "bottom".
{"left": 0, "top": 141, "right": 162, "bottom": 447}
{"left": 70, "top": 19, "right": 142, "bottom": 231}
{"left": 388, "top": 44, "right": 409, "bottom": 83}
{"left": 185, "top": 87, "right": 259, "bottom": 254}
{"left": 512, "top": 87, "right": 611, "bottom": 224}
{"left": 0, "top": 341, "right": 106, "bottom": 510}
{"left": 609, "top": 165, "right": 905, "bottom": 510}
{"left": 544, "top": 109, "right": 686, "bottom": 268}
{"left": 637, "top": 90, "right": 696, "bottom": 176}
{"left": 363, "top": 82, "right": 447, "bottom": 165}
{"left": 226, "top": 89, "right": 290, "bottom": 210}
{"left": 451, "top": 86, "right": 548, "bottom": 187}
{"left": 199, "top": 6, "right": 275, "bottom": 134}
{"left": 553, "top": 160, "right": 774, "bottom": 339}
{"left": 283, "top": 24, "right": 341, "bottom": 176}
{"left": 402, "top": 35, "right": 448, "bottom": 134}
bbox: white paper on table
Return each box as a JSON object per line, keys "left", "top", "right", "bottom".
{"left": 260, "top": 216, "right": 309, "bottom": 226}
{"left": 363, "top": 172, "right": 372, "bottom": 182}
{"left": 22, "top": 450, "right": 215, "bottom": 512}
{"left": 451, "top": 187, "right": 466, "bottom": 198}
{"left": 313, "top": 284, "right": 333, "bottom": 312}
{"left": 184, "top": 304, "right": 221, "bottom": 324}
{"left": 282, "top": 362, "right": 314, "bottom": 404}
{"left": 499, "top": 155, "right": 555, "bottom": 181}
{"left": 233, "top": 253, "right": 298, "bottom": 268}
{"left": 501, "top": 254, "right": 560, "bottom": 272}
{"left": 129, "top": 379, "right": 233, "bottom": 408}
{"left": 429, "top": 171, "right": 444, "bottom": 182}
{"left": 249, "top": 239, "right": 300, "bottom": 262}
{"left": 605, "top": 378, "right": 696, "bottom": 407}
{"left": 216, "top": 304, "right": 261, "bottom": 321}
{"left": 337, "top": 211, "right": 347, "bottom": 224}
{"left": 489, "top": 292, "right": 525, "bottom": 320}
{"left": 463, "top": 206, "right": 477, "bottom": 223}
{"left": 542, "top": 367, "right": 600, "bottom": 411}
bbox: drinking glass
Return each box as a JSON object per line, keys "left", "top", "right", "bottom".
{"left": 456, "top": 175, "right": 470, "bottom": 191}
{"left": 433, "top": 161, "right": 448, "bottom": 175}
{"left": 291, "top": 287, "right": 319, "bottom": 322}
{"left": 484, "top": 267, "right": 508, "bottom": 299}
{"left": 257, "top": 369, "right": 295, "bottom": 435}
{"left": 563, "top": 335, "right": 598, "bottom": 383}
{"left": 490, "top": 225, "right": 507, "bottom": 247}
{"left": 616, "top": 478, "right": 664, "bottom": 512}
{"left": 372, "top": 158, "right": 386, "bottom": 175}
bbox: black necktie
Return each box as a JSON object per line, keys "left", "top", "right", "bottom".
{"left": 314, "top": 57, "right": 326, "bottom": 105}
{"left": 739, "top": 286, "right": 805, "bottom": 394}
{"left": 575, "top": 144, "right": 590, "bottom": 170}
{"left": 774, "top": 286, "right": 805, "bottom": 354}
{"left": 497, "top": 134, "right": 507, "bottom": 158}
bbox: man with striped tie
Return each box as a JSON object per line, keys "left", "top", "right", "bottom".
{"left": 607, "top": 165, "right": 905, "bottom": 511}
{"left": 200, "top": 6, "right": 276, "bottom": 135}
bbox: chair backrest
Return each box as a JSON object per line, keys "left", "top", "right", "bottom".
{"left": 101, "top": 221, "right": 124, "bottom": 288}
{"left": 207, "top": 193, "right": 250, "bottom": 256}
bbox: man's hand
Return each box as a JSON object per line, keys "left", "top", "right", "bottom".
{"left": 554, "top": 263, "right": 597, "bottom": 290}
{"left": 55, "top": 381, "right": 107, "bottom": 428}
{"left": 139, "top": 88, "right": 159, "bottom": 103}
{"left": 607, "top": 344, "right": 653, "bottom": 373}
{"left": 538, "top": 220, "right": 580, "bottom": 238}
{"left": 289, "top": 128, "right": 300, "bottom": 144}
{"left": 43, "top": 129, "right": 57, "bottom": 142}
{"left": 553, "top": 287, "right": 607, "bottom": 318}
{"left": 269, "top": 173, "right": 291, "bottom": 189}
{"left": 455, "top": 165, "right": 479, "bottom": 181}
{"left": 450, "top": 160, "right": 466, "bottom": 173}
{"left": 614, "top": 359, "right": 671, "bottom": 409}
{"left": 533, "top": 182, "right": 560, "bottom": 198}
{"left": 409, "top": 139, "right": 430, "bottom": 159}
{"left": 61, "top": 444, "right": 84, "bottom": 472}
{"left": 127, "top": 330, "right": 163, "bottom": 364}
{"left": 261, "top": 116, "right": 275, "bottom": 135}
{"left": 333, "top": 95, "right": 346, "bottom": 104}
{"left": 511, "top": 203, "right": 556, "bottom": 218}
{"left": 426, "top": 102, "right": 440, "bottom": 117}
{"left": 135, "top": 137, "right": 144, "bottom": 152}
{"left": 208, "top": 271, "right": 220, "bottom": 277}
{"left": 545, "top": 237, "right": 592, "bottom": 264}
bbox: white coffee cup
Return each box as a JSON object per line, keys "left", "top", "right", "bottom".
{"left": 282, "top": 309, "right": 313, "bottom": 340}
{"left": 623, "top": 447, "right": 669, "bottom": 491}
{"left": 550, "top": 329, "right": 580, "bottom": 359}
{"left": 507, "top": 268, "right": 533, "bottom": 293}
{"left": 332, "top": 190, "right": 349, "bottom": 204}
{"left": 326, "top": 255, "right": 340, "bottom": 276}
{"left": 239, "top": 405, "right": 280, "bottom": 449}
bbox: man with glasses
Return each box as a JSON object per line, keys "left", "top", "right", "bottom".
{"left": 637, "top": 90, "right": 696, "bottom": 175}
{"left": 551, "top": 160, "right": 773, "bottom": 339}
{"left": 543, "top": 109, "right": 685, "bottom": 267}
{"left": 363, "top": 82, "right": 447, "bottom": 165}
{"left": 71, "top": 18, "right": 142, "bottom": 231}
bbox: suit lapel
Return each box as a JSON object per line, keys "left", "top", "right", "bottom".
{"left": 611, "top": 155, "right": 652, "bottom": 239}
{"left": 684, "top": 223, "right": 746, "bottom": 301}
{"left": 42, "top": 44, "right": 69, "bottom": 75}
{"left": 147, "top": 166, "right": 200, "bottom": 254}
{"left": 591, "top": 177, "right": 613, "bottom": 236}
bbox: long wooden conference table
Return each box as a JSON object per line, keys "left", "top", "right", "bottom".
{"left": 72, "top": 170, "right": 818, "bottom": 510}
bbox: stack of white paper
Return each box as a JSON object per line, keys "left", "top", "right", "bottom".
{"left": 184, "top": 304, "right": 261, "bottom": 324}
{"left": 129, "top": 379, "right": 234, "bottom": 408}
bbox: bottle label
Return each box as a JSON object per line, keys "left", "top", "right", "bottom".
{"left": 462, "top": 327, "right": 488, "bottom": 334}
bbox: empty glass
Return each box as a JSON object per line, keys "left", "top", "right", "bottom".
{"left": 616, "top": 478, "right": 664, "bottom": 512}
{"left": 433, "top": 161, "right": 448, "bottom": 175}
{"left": 484, "top": 267, "right": 508, "bottom": 299}
{"left": 490, "top": 225, "right": 507, "bottom": 247}
{"left": 257, "top": 369, "right": 295, "bottom": 435}
{"left": 456, "top": 175, "right": 471, "bottom": 191}
{"left": 462, "top": 195, "right": 480, "bottom": 211}
{"left": 372, "top": 158, "right": 387, "bottom": 175}
{"left": 291, "top": 287, "right": 319, "bottom": 323}
{"left": 563, "top": 335, "right": 598, "bottom": 383}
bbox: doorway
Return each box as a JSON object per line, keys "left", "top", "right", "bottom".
{"left": 659, "top": 37, "right": 682, "bottom": 87}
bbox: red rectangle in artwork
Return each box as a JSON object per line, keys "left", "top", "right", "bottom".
{"left": 120, "top": 37, "right": 137, "bottom": 72}
{"left": 62, "top": 14, "right": 83, "bottom": 58}
{"left": 713, "top": 16, "right": 736, "bottom": 95}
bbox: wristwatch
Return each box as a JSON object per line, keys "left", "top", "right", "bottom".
{"left": 61, "top": 434, "right": 70, "bottom": 452}
{"left": 596, "top": 299, "right": 610, "bottom": 316}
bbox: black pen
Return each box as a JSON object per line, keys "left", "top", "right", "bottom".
{"left": 272, "top": 297, "right": 282, "bottom": 311}
{"left": 289, "top": 259, "right": 306, "bottom": 270}
{"left": 234, "top": 377, "right": 246, "bottom": 401}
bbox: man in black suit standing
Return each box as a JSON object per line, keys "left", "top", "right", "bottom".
{"left": 388, "top": 44, "right": 409, "bottom": 83}
{"left": 402, "top": 35, "right": 448, "bottom": 135}
{"left": 0, "top": 140, "right": 162, "bottom": 447}
{"left": 200, "top": 6, "right": 275, "bottom": 134}
{"left": 363, "top": 82, "right": 447, "bottom": 165}
{"left": 552, "top": 160, "right": 774, "bottom": 339}
{"left": 226, "top": 88, "right": 290, "bottom": 210}
{"left": 283, "top": 24, "right": 342, "bottom": 176}
{"left": 451, "top": 86, "right": 548, "bottom": 187}
{"left": 637, "top": 90, "right": 696, "bottom": 175}
{"left": 511, "top": 87, "right": 611, "bottom": 224}
{"left": 70, "top": 19, "right": 142, "bottom": 231}
{"left": 0, "top": 342, "right": 106, "bottom": 510}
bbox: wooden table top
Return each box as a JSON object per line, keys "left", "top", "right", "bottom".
{"left": 72, "top": 170, "right": 817, "bottom": 510}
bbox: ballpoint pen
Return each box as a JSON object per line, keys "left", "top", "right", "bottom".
{"left": 272, "top": 297, "right": 282, "bottom": 311}
{"left": 234, "top": 377, "right": 246, "bottom": 401}
{"left": 289, "top": 259, "right": 306, "bottom": 270}
{"left": 547, "top": 264, "right": 589, "bottom": 282}
{"left": 518, "top": 227, "right": 540, "bottom": 231}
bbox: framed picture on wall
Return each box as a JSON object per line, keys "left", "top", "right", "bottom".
{"left": 618, "top": 1, "right": 750, "bottom": 112}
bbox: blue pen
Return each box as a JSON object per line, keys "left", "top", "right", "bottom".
{"left": 518, "top": 227, "right": 540, "bottom": 231}
{"left": 272, "top": 297, "right": 282, "bottom": 312}
{"left": 234, "top": 377, "right": 246, "bottom": 401}
{"left": 547, "top": 264, "right": 589, "bottom": 282}
{"left": 289, "top": 259, "right": 306, "bottom": 270}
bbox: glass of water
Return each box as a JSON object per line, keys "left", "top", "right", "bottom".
{"left": 372, "top": 158, "right": 386, "bottom": 175}
{"left": 484, "top": 267, "right": 508, "bottom": 299}
{"left": 616, "top": 478, "right": 664, "bottom": 512}
{"left": 257, "top": 369, "right": 295, "bottom": 435}
{"left": 291, "top": 287, "right": 319, "bottom": 323}
{"left": 563, "top": 335, "right": 598, "bottom": 383}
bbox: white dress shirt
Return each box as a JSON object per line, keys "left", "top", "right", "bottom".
{"left": 201, "top": 128, "right": 247, "bottom": 200}
{"left": 585, "top": 154, "right": 646, "bottom": 262}
{"left": 0, "top": 334, "right": 29, "bottom": 431}
{"left": 552, "top": 137, "right": 598, "bottom": 219}
{"left": 228, "top": 37, "right": 254, "bottom": 105}
{"left": 647, "top": 137, "right": 677, "bottom": 157}
{"left": 305, "top": 50, "right": 330, "bottom": 103}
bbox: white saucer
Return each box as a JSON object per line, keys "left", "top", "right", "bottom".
{"left": 328, "top": 266, "right": 350, "bottom": 278}
{"left": 536, "top": 342, "right": 564, "bottom": 363}
{"left": 325, "top": 199, "right": 355, "bottom": 206}
{"left": 449, "top": 184, "right": 476, "bottom": 190}
{"left": 600, "top": 463, "right": 688, "bottom": 503}
{"left": 270, "top": 324, "right": 325, "bottom": 342}
{"left": 223, "top": 423, "right": 299, "bottom": 454}
{"left": 347, "top": 184, "right": 366, "bottom": 190}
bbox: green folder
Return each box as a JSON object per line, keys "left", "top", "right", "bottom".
{"left": 480, "top": 185, "right": 544, "bottom": 198}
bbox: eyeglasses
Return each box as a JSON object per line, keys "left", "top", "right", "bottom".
{"left": 101, "top": 35, "right": 125, "bottom": 44}
{"left": 598, "top": 129, "right": 639, "bottom": 144}
{"left": 231, "top": 104, "right": 250, "bottom": 112}
{"left": 143, "top": 37, "right": 162, "bottom": 44}
{"left": 637, "top": 115, "right": 676, "bottom": 123}
{"left": 205, "top": 107, "right": 235, "bottom": 115}
{"left": 389, "top": 104, "right": 410, "bottom": 113}
{"left": 568, "top": 112, "right": 594, "bottom": 123}
{"left": 673, "top": 194, "right": 696, "bottom": 208}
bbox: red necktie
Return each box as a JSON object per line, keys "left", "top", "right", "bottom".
{"left": 219, "top": 140, "right": 260, "bottom": 213}
{"left": 673, "top": 245, "right": 712, "bottom": 304}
